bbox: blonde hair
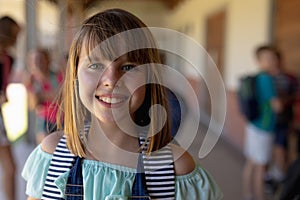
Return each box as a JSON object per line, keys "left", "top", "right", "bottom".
{"left": 56, "top": 8, "right": 172, "bottom": 157}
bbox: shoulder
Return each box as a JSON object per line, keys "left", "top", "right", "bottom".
{"left": 283, "top": 72, "right": 296, "bottom": 79}
{"left": 285, "top": 73, "right": 298, "bottom": 85}
{"left": 170, "top": 144, "right": 195, "bottom": 176}
{"left": 40, "top": 131, "right": 64, "bottom": 154}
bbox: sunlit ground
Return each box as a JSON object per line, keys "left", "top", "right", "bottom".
{"left": 2, "top": 83, "right": 28, "bottom": 142}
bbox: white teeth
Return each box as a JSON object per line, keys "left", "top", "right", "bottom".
{"left": 99, "top": 97, "right": 124, "bottom": 104}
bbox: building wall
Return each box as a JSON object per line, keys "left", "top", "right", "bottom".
{"left": 164, "top": 0, "right": 272, "bottom": 90}
{"left": 37, "top": 0, "right": 58, "bottom": 48}
{"left": 0, "top": 0, "right": 25, "bottom": 24}
{"left": 87, "top": 0, "right": 168, "bottom": 27}
{"left": 162, "top": 0, "right": 273, "bottom": 150}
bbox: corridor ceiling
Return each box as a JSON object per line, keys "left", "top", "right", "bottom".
{"left": 48, "top": 0, "right": 186, "bottom": 9}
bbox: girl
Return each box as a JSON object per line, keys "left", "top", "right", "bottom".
{"left": 22, "top": 8, "right": 222, "bottom": 200}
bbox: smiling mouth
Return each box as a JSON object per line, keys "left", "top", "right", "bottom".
{"left": 96, "top": 95, "right": 128, "bottom": 107}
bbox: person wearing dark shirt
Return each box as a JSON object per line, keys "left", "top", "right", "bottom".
{"left": 267, "top": 48, "right": 298, "bottom": 187}
{"left": 0, "top": 16, "right": 20, "bottom": 200}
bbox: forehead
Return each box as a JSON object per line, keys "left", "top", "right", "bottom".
{"left": 81, "top": 35, "right": 129, "bottom": 59}
{"left": 79, "top": 39, "right": 125, "bottom": 64}
{"left": 258, "top": 50, "right": 276, "bottom": 58}
{"left": 78, "top": 35, "right": 152, "bottom": 65}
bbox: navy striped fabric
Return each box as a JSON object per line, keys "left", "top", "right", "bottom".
{"left": 42, "top": 136, "right": 76, "bottom": 199}
{"left": 140, "top": 138, "right": 175, "bottom": 200}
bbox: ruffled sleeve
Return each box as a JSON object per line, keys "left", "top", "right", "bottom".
{"left": 21, "top": 145, "right": 52, "bottom": 198}
{"left": 175, "top": 163, "right": 223, "bottom": 200}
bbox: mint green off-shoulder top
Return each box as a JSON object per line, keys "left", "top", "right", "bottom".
{"left": 22, "top": 145, "right": 223, "bottom": 200}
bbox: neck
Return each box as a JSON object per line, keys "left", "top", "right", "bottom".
{"left": 100, "top": 120, "right": 138, "bottom": 149}
{"left": 85, "top": 116, "right": 139, "bottom": 167}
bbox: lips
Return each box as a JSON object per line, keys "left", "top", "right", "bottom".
{"left": 96, "top": 94, "right": 128, "bottom": 108}
{"left": 99, "top": 96, "right": 126, "bottom": 104}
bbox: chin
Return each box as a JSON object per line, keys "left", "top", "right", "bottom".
{"left": 96, "top": 113, "right": 124, "bottom": 125}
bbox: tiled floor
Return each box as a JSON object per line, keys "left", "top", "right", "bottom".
{"left": 0, "top": 124, "right": 245, "bottom": 200}
{"left": 188, "top": 125, "right": 244, "bottom": 200}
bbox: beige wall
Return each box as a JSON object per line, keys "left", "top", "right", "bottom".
{"left": 0, "top": 0, "right": 25, "bottom": 24}
{"left": 37, "top": 0, "right": 58, "bottom": 47}
{"left": 164, "top": 0, "right": 272, "bottom": 90}
{"left": 225, "top": 0, "right": 272, "bottom": 90}
{"left": 87, "top": 0, "right": 168, "bottom": 27}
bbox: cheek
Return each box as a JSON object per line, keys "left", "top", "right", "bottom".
{"left": 77, "top": 68, "right": 98, "bottom": 107}
{"left": 125, "top": 73, "right": 146, "bottom": 95}
{"left": 133, "top": 86, "right": 146, "bottom": 102}
{"left": 128, "top": 80, "right": 146, "bottom": 113}
{"left": 125, "top": 71, "right": 146, "bottom": 90}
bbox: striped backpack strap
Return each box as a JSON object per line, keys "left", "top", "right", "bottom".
{"left": 42, "top": 135, "right": 76, "bottom": 200}
{"left": 139, "top": 137, "right": 176, "bottom": 200}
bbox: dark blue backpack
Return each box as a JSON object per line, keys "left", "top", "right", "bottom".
{"left": 238, "top": 74, "right": 259, "bottom": 121}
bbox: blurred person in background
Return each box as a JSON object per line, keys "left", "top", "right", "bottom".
{"left": 279, "top": 156, "right": 300, "bottom": 200}
{"left": 242, "top": 45, "right": 282, "bottom": 200}
{"left": 0, "top": 15, "right": 20, "bottom": 200}
{"left": 24, "top": 48, "right": 63, "bottom": 145}
{"left": 292, "top": 75, "right": 300, "bottom": 164}
{"left": 266, "top": 47, "right": 297, "bottom": 192}
{"left": 278, "top": 75, "right": 300, "bottom": 200}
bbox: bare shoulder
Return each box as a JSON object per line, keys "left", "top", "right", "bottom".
{"left": 27, "top": 197, "right": 40, "bottom": 200}
{"left": 40, "top": 131, "right": 64, "bottom": 154}
{"left": 170, "top": 144, "right": 195, "bottom": 176}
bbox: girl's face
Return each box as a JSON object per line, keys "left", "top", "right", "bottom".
{"left": 77, "top": 44, "right": 147, "bottom": 125}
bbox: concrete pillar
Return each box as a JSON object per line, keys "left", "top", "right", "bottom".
{"left": 25, "top": 0, "right": 37, "bottom": 144}
{"left": 25, "top": 0, "right": 37, "bottom": 52}
{"left": 57, "top": 0, "right": 67, "bottom": 56}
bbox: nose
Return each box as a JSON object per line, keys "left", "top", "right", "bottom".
{"left": 100, "top": 66, "right": 120, "bottom": 89}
